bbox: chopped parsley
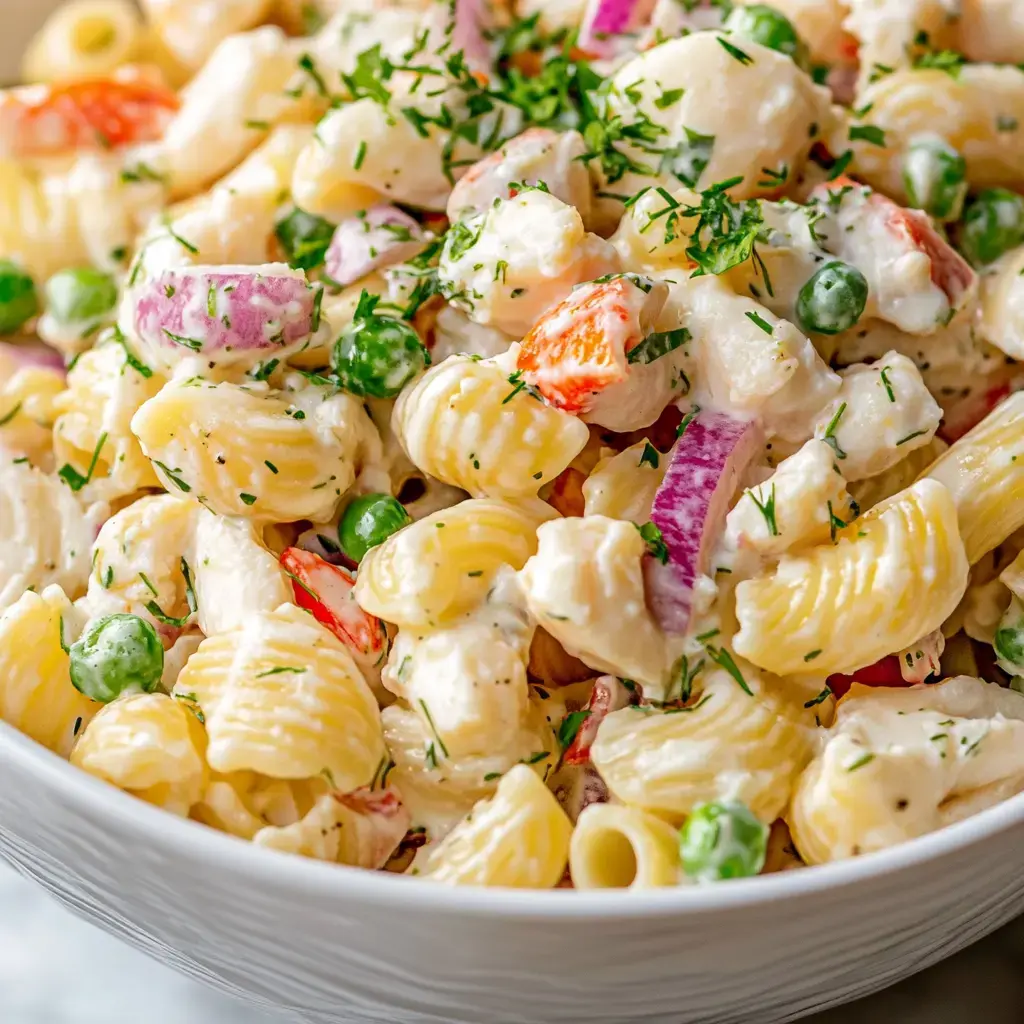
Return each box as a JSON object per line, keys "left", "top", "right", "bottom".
{"left": 627, "top": 326, "right": 690, "bottom": 365}
{"left": 152, "top": 461, "right": 191, "bottom": 493}
{"left": 639, "top": 442, "right": 660, "bottom": 469}
{"left": 557, "top": 709, "right": 591, "bottom": 750}
{"left": 879, "top": 366, "right": 895, "bottom": 402}
{"left": 717, "top": 37, "right": 754, "bottom": 65}
{"left": 745, "top": 310, "right": 774, "bottom": 335}
{"left": 821, "top": 401, "right": 847, "bottom": 460}
{"left": 58, "top": 432, "right": 108, "bottom": 492}
{"left": 747, "top": 483, "right": 778, "bottom": 537}
{"left": 848, "top": 124, "right": 887, "bottom": 147}
{"left": 803, "top": 685, "right": 832, "bottom": 709}
{"left": 845, "top": 751, "right": 875, "bottom": 772}
{"left": 636, "top": 521, "right": 669, "bottom": 564}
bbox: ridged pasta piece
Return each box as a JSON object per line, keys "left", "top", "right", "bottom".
{"left": 847, "top": 65, "right": 1024, "bottom": 200}
{"left": 590, "top": 668, "right": 817, "bottom": 823}
{"left": 922, "top": 392, "right": 1024, "bottom": 565}
{"left": 0, "top": 585, "right": 98, "bottom": 755}
{"left": 70, "top": 692, "right": 207, "bottom": 817}
{"left": 355, "top": 498, "right": 556, "bottom": 629}
{"left": 570, "top": 803, "right": 682, "bottom": 889}
{"left": 83, "top": 494, "right": 196, "bottom": 628}
{"left": 0, "top": 351, "right": 64, "bottom": 464}
{"left": 23, "top": 0, "right": 143, "bottom": 83}
{"left": 173, "top": 603, "right": 386, "bottom": 787}
{"left": 733, "top": 480, "right": 969, "bottom": 676}
{"left": 254, "top": 786, "right": 410, "bottom": 868}
{"left": 420, "top": 765, "right": 572, "bottom": 888}
{"left": 519, "top": 516, "right": 675, "bottom": 701}
{"left": 52, "top": 338, "right": 164, "bottom": 503}
{"left": 193, "top": 771, "right": 318, "bottom": 839}
{"left": 392, "top": 354, "right": 590, "bottom": 499}
{"left": 0, "top": 458, "right": 94, "bottom": 612}
{"left": 582, "top": 441, "right": 667, "bottom": 524}
{"left": 131, "top": 379, "right": 375, "bottom": 522}
{"left": 788, "top": 676, "right": 1024, "bottom": 864}
{"left": 382, "top": 698, "right": 557, "bottom": 841}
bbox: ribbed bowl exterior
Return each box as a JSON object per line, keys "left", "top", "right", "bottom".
{"left": 3, "top": 723, "right": 1024, "bottom": 1024}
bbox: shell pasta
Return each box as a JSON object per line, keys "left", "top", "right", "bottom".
{"left": 3, "top": 0, "right": 1024, "bottom": 888}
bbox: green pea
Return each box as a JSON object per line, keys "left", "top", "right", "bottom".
{"left": 275, "top": 208, "right": 336, "bottom": 271}
{"left": 902, "top": 137, "right": 967, "bottom": 222}
{"left": 332, "top": 314, "right": 429, "bottom": 398}
{"left": 994, "top": 598, "right": 1024, "bottom": 675}
{"left": 45, "top": 267, "right": 118, "bottom": 325}
{"left": 958, "top": 188, "right": 1024, "bottom": 267}
{"left": 339, "top": 493, "right": 412, "bottom": 562}
{"left": 796, "top": 260, "right": 869, "bottom": 335}
{"left": 0, "top": 260, "right": 38, "bottom": 334}
{"left": 679, "top": 800, "right": 769, "bottom": 882}
{"left": 723, "top": 4, "right": 807, "bottom": 65}
{"left": 69, "top": 613, "right": 165, "bottom": 704}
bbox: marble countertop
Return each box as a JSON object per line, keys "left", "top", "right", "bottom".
{"left": 1, "top": 861, "right": 1020, "bottom": 1024}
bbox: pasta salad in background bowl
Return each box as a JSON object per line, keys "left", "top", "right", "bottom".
{"left": 4, "top": 0, "right": 1024, "bottom": 1020}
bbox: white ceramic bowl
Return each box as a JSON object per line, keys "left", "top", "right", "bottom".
{"left": 4, "top": 5, "right": 1024, "bottom": 1022}
{"left": 4, "top": 720, "right": 1024, "bottom": 1023}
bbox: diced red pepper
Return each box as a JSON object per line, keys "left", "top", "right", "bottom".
{"left": 280, "top": 547, "right": 386, "bottom": 661}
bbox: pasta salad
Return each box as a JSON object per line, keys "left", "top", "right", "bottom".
{"left": 4, "top": 0, "right": 1024, "bottom": 890}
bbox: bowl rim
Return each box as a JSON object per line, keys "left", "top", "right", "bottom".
{"left": 5, "top": 719, "right": 1023, "bottom": 919}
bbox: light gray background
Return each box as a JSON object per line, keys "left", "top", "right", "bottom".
{"left": 2, "top": 860, "right": 1021, "bottom": 1024}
